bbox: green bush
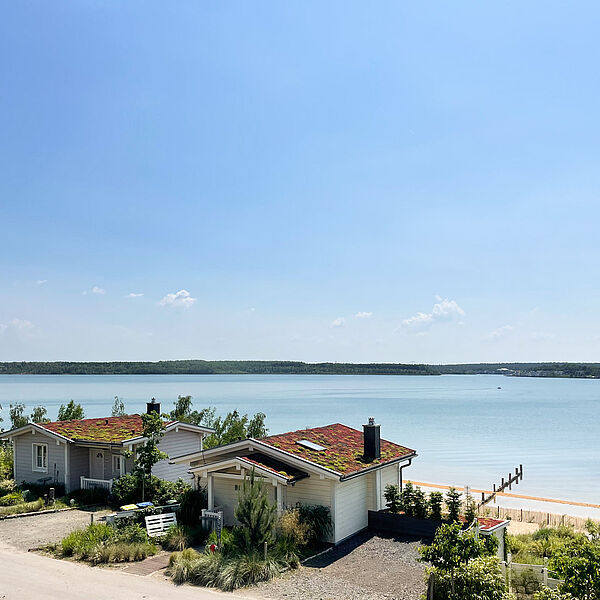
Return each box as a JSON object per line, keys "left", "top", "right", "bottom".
{"left": 61, "top": 523, "right": 116, "bottom": 559}
{"left": 68, "top": 487, "right": 109, "bottom": 506}
{"left": 401, "top": 481, "right": 416, "bottom": 516}
{"left": 427, "top": 555, "right": 512, "bottom": 600}
{"left": 163, "top": 524, "right": 190, "bottom": 551}
{"left": 112, "top": 474, "right": 191, "bottom": 506}
{"left": 384, "top": 484, "right": 402, "bottom": 513}
{"left": 445, "top": 487, "right": 462, "bottom": 522}
{"left": 0, "top": 479, "right": 16, "bottom": 496}
{"left": 429, "top": 491, "right": 443, "bottom": 520}
{"left": 0, "top": 491, "right": 23, "bottom": 506}
{"left": 533, "top": 588, "right": 574, "bottom": 600}
{"left": 277, "top": 509, "right": 310, "bottom": 547}
{"left": 512, "top": 568, "right": 542, "bottom": 599}
{"left": 0, "top": 498, "right": 44, "bottom": 516}
{"left": 296, "top": 504, "right": 332, "bottom": 542}
{"left": 178, "top": 487, "right": 207, "bottom": 526}
{"left": 413, "top": 486, "right": 428, "bottom": 518}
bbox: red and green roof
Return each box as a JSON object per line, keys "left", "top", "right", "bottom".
{"left": 261, "top": 423, "right": 415, "bottom": 477}
{"left": 41, "top": 414, "right": 168, "bottom": 443}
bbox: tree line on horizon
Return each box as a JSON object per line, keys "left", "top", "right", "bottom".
{"left": 0, "top": 360, "right": 599, "bottom": 378}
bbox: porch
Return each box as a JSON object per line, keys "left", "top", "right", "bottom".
{"left": 80, "top": 476, "right": 114, "bottom": 492}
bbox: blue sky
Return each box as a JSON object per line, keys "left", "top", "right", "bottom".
{"left": 1, "top": 1, "right": 600, "bottom": 363}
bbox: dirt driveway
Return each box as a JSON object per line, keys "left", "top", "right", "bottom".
{"left": 248, "top": 533, "right": 426, "bottom": 600}
{"left": 0, "top": 508, "right": 109, "bottom": 550}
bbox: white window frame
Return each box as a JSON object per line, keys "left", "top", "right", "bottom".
{"left": 113, "top": 454, "right": 124, "bottom": 477}
{"left": 32, "top": 443, "right": 48, "bottom": 473}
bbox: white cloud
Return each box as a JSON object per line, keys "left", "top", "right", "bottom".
{"left": 355, "top": 311, "right": 373, "bottom": 319}
{"left": 0, "top": 319, "right": 36, "bottom": 341}
{"left": 330, "top": 317, "right": 345, "bottom": 329}
{"left": 36, "top": 280, "right": 47, "bottom": 286}
{"left": 487, "top": 325, "right": 513, "bottom": 341}
{"left": 92, "top": 286, "right": 106, "bottom": 295}
{"left": 126, "top": 292, "right": 144, "bottom": 298}
{"left": 159, "top": 289, "right": 196, "bottom": 309}
{"left": 399, "top": 297, "right": 465, "bottom": 333}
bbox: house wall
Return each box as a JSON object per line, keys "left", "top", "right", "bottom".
{"left": 13, "top": 431, "right": 66, "bottom": 489}
{"left": 286, "top": 476, "right": 332, "bottom": 510}
{"left": 69, "top": 445, "right": 89, "bottom": 491}
{"left": 333, "top": 475, "right": 370, "bottom": 543}
{"left": 153, "top": 429, "right": 203, "bottom": 482}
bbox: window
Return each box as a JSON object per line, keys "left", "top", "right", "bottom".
{"left": 32, "top": 443, "right": 48, "bottom": 472}
{"left": 113, "top": 454, "right": 124, "bottom": 476}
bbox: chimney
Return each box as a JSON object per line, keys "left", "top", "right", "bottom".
{"left": 146, "top": 398, "right": 161, "bottom": 415}
{"left": 363, "top": 417, "right": 381, "bottom": 462}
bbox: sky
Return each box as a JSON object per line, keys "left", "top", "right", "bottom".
{"left": 1, "top": 1, "right": 600, "bottom": 363}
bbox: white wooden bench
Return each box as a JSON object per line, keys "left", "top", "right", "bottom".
{"left": 144, "top": 512, "right": 177, "bottom": 537}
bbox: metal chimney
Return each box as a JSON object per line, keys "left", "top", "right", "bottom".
{"left": 363, "top": 417, "right": 381, "bottom": 462}
{"left": 146, "top": 398, "right": 161, "bottom": 415}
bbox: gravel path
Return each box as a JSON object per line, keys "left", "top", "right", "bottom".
{"left": 0, "top": 508, "right": 109, "bottom": 550}
{"left": 248, "top": 533, "right": 426, "bottom": 600}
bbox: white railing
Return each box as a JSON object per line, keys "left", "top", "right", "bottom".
{"left": 80, "top": 476, "right": 113, "bottom": 492}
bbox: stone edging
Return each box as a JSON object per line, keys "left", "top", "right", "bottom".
{"left": 0, "top": 506, "right": 76, "bottom": 521}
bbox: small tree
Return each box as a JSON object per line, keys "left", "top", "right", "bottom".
{"left": 233, "top": 469, "right": 276, "bottom": 552}
{"left": 429, "top": 491, "right": 443, "bottom": 520}
{"left": 111, "top": 396, "right": 126, "bottom": 417}
{"left": 401, "top": 481, "right": 416, "bottom": 517}
{"left": 9, "top": 403, "right": 28, "bottom": 429}
{"left": 57, "top": 400, "right": 85, "bottom": 421}
{"left": 134, "top": 411, "right": 167, "bottom": 477}
{"left": 384, "top": 484, "right": 402, "bottom": 513}
{"left": 551, "top": 540, "right": 600, "bottom": 600}
{"left": 247, "top": 412, "right": 268, "bottom": 438}
{"left": 413, "top": 486, "right": 428, "bottom": 518}
{"left": 464, "top": 493, "right": 478, "bottom": 524}
{"left": 31, "top": 406, "right": 49, "bottom": 424}
{"left": 446, "top": 487, "right": 462, "bottom": 522}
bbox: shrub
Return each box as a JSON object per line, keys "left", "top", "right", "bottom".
{"left": 427, "top": 555, "right": 511, "bottom": 600}
{"left": 68, "top": 487, "right": 109, "bottom": 506}
{"left": 429, "top": 491, "right": 443, "bottom": 520}
{"left": 512, "top": 568, "right": 542, "bottom": 599}
{"left": 169, "top": 548, "right": 203, "bottom": 585}
{"left": 274, "top": 536, "right": 300, "bottom": 568}
{"left": 296, "top": 503, "right": 332, "bottom": 542}
{"left": 278, "top": 509, "right": 309, "bottom": 547}
{"left": 384, "top": 484, "right": 402, "bottom": 513}
{"left": 90, "top": 541, "right": 157, "bottom": 564}
{"left": 0, "top": 498, "right": 44, "bottom": 516}
{"left": 178, "top": 486, "right": 207, "bottom": 526}
{"left": 445, "top": 487, "right": 462, "bottom": 522}
{"left": 413, "top": 486, "right": 428, "bottom": 518}
{"left": 61, "top": 523, "right": 115, "bottom": 559}
{"left": 464, "top": 494, "right": 478, "bottom": 524}
{"left": 0, "top": 491, "right": 23, "bottom": 506}
{"left": 163, "top": 524, "right": 190, "bottom": 551}
{"left": 0, "top": 479, "right": 16, "bottom": 496}
{"left": 112, "top": 474, "right": 191, "bottom": 506}
{"left": 533, "top": 588, "right": 574, "bottom": 600}
{"left": 401, "top": 481, "right": 416, "bottom": 516}
{"left": 218, "top": 551, "right": 282, "bottom": 591}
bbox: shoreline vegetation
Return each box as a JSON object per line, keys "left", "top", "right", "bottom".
{"left": 1, "top": 360, "right": 600, "bottom": 378}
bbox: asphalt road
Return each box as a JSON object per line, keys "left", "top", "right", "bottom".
{"left": 0, "top": 542, "right": 242, "bottom": 600}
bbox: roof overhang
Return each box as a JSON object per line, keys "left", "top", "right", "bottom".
{"left": 190, "top": 456, "right": 296, "bottom": 485}
{"left": 0, "top": 423, "right": 72, "bottom": 444}
{"left": 478, "top": 520, "right": 511, "bottom": 534}
{"left": 339, "top": 452, "right": 418, "bottom": 481}
{"left": 122, "top": 421, "right": 215, "bottom": 446}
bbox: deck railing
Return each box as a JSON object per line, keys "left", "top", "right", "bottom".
{"left": 80, "top": 476, "right": 113, "bottom": 492}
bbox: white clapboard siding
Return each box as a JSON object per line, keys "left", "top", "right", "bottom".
{"left": 286, "top": 476, "right": 332, "bottom": 509}
{"left": 145, "top": 512, "right": 177, "bottom": 537}
{"left": 152, "top": 429, "right": 203, "bottom": 482}
{"left": 13, "top": 430, "right": 66, "bottom": 488}
{"left": 334, "top": 476, "right": 369, "bottom": 543}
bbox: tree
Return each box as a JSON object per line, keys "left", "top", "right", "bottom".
{"left": 30, "top": 406, "right": 49, "bottom": 424}
{"left": 446, "top": 487, "right": 462, "bottom": 522}
{"left": 534, "top": 588, "right": 574, "bottom": 600}
{"left": 463, "top": 493, "right": 478, "bottom": 524}
{"left": 57, "top": 400, "right": 85, "bottom": 421}
{"left": 429, "top": 491, "right": 444, "bottom": 520}
{"left": 551, "top": 539, "right": 600, "bottom": 600}
{"left": 9, "top": 403, "right": 28, "bottom": 429}
{"left": 384, "top": 484, "right": 402, "bottom": 513}
{"left": 419, "top": 522, "right": 488, "bottom": 571}
{"left": 413, "top": 485, "right": 428, "bottom": 518}
{"left": 401, "top": 481, "right": 416, "bottom": 516}
{"left": 111, "top": 396, "right": 126, "bottom": 417}
{"left": 233, "top": 469, "right": 276, "bottom": 552}
{"left": 170, "top": 395, "right": 193, "bottom": 421}
{"left": 247, "top": 412, "right": 268, "bottom": 438}
{"left": 134, "top": 411, "right": 168, "bottom": 477}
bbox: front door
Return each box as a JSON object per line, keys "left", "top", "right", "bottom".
{"left": 91, "top": 450, "right": 105, "bottom": 479}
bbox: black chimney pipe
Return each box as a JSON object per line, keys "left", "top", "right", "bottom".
{"left": 146, "top": 398, "right": 161, "bottom": 415}
{"left": 363, "top": 417, "right": 381, "bottom": 462}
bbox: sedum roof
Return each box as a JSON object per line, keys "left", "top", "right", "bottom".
{"left": 261, "top": 423, "right": 415, "bottom": 477}
{"left": 41, "top": 414, "right": 171, "bottom": 443}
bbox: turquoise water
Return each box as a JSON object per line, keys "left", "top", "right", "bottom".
{"left": 1, "top": 374, "right": 598, "bottom": 504}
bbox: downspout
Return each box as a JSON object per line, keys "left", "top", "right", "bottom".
{"left": 398, "top": 457, "right": 413, "bottom": 494}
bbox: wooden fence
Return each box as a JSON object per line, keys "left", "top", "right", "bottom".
{"left": 479, "top": 504, "right": 599, "bottom": 530}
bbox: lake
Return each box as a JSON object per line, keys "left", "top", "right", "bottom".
{"left": 1, "top": 374, "right": 598, "bottom": 504}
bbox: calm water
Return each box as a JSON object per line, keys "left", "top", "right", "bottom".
{"left": 1, "top": 374, "right": 598, "bottom": 503}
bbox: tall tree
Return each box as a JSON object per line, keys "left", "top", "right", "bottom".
{"left": 57, "top": 400, "right": 85, "bottom": 421}
{"left": 111, "top": 396, "right": 126, "bottom": 417}
{"left": 30, "top": 406, "right": 49, "bottom": 424}
{"left": 9, "top": 403, "right": 28, "bottom": 429}
{"left": 134, "top": 411, "right": 167, "bottom": 477}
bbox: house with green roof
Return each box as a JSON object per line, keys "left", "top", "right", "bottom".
{"left": 1, "top": 401, "right": 214, "bottom": 493}
{"left": 171, "top": 417, "right": 417, "bottom": 543}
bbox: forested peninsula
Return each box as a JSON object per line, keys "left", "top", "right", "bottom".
{"left": 1, "top": 361, "right": 599, "bottom": 378}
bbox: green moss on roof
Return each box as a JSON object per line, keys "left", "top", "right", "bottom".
{"left": 261, "top": 423, "right": 415, "bottom": 476}
{"left": 41, "top": 414, "right": 152, "bottom": 443}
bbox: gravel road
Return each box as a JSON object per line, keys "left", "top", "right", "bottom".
{"left": 248, "top": 533, "right": 426, "bottom": 600}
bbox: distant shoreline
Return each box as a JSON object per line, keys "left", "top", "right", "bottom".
{"left": 1, "top": 360, "right": 600, "bottom": 379}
